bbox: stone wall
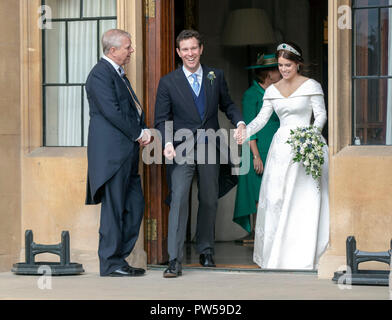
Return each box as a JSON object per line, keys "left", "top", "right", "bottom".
{"left": 0, "top": 0, "right": 21, "bottom": 272}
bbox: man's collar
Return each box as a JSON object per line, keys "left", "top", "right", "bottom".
{"left": 182, "top": 64, "right": 202, "bottom": 78}
{"left": 103, "top": 55, "right": 122, "bottom": 75}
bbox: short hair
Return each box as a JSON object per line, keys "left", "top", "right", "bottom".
{"left": 176, "top": 29, "right": 203, "bottom": 48}
{"left": 102, "top": 29, "right": 131, "bottom": 55}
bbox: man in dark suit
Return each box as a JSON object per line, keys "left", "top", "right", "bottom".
{"left": 154, "top": 29, "right": 246, "bottom": 278}
{"left": 85, "top": 29, "right": 151, "bottom": 277}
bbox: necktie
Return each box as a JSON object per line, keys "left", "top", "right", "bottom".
{"left": 118, "top": 68, "right": 142, "bottom": 116}
{"left": 191, "top": 73, "right": 200, "bottom": 96}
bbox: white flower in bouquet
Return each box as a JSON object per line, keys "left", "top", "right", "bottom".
{"left": 286, "top": 125, "right": 326, "bottom": 187}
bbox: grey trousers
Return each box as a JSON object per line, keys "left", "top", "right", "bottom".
{"left": 167, "top": 162, "right": 219, "bottom": 263}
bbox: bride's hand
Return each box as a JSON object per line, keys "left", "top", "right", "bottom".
{"left": 234, "top": 129, "right": 246, "bottom": 145}
{"left": 234, "top": 126, "right": 247, "bottom": 145}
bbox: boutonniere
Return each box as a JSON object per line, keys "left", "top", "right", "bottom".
{"left": 207, "top": 71, "right": 216, "bottom": 85}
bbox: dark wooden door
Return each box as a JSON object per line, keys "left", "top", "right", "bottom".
{"left": 143, "top": 0, "right": 175, "bottom": 264}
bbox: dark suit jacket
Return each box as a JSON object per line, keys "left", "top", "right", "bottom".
{"left": 85, "top": 58, "right": 147, "bottom": 204}
{"left": 154, "top": 65, "right": 243, "bottom": 201}
{"left": 154, "top": 65, "right": 243, "bottom": 149}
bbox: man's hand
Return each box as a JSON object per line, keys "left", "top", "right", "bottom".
{"left": 234, "top": 123, "right": 247, "bottom": 145}
{"left": 163, "top": 143, "right": 176, "bottom": 160}
{"left": 138, "top": 129, "right": 152, "bottom": 147}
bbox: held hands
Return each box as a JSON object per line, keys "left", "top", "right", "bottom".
{"left": 163, "top": 143, "right": 176, "bottom": 160}
{"left": 233, "top": 123, "right": 247, "bottom": 145}
{"left": 138, "top": 129, "right": 152, "bottom": 147}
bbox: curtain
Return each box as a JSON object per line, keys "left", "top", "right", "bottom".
{"left": 46, "top": 0, "right": 116, "bottom": 146}
{"left": 386, "top": 1, "right": 392, "bottom": 145}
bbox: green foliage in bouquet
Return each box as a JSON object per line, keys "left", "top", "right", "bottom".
{"left": 286, "top": 125, "right": 326, "bottom": 183}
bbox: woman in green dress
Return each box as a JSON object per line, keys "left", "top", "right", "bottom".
{"left": 233, "top": 53, "right": 281, "bottom": 236}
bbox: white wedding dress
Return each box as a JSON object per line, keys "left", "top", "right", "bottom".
{"left": 246, "top": 78, "right": 329, "bottom": 270}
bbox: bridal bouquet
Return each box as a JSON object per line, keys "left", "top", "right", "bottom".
{"left": 286, "top": 125, "right": 326, "bottom": 183}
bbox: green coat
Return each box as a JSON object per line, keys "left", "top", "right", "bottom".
{"left": 233, "top": 81, "right": 280, "bottom": 233}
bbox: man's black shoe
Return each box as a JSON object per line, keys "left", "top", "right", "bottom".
{"left": 199, "top": 253, "right": 216, "bottom": 267}
{"left": 126, "top": 265, "right": 146, "bottom": 276}
{"left": 163, "top": 259, "right": 182, "bottom": 278}
{"left": 108, "top": 265, "right": 145, "bottom": 277}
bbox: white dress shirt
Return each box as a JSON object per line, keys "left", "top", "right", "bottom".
{"left": 183, "top": 65, "right": 203, "bottom": 95}
{"left": 164, "top": 64, "right": 245, "bottom": 149}
{"left": 102, "top": 55, "right": 147, "bottom": 141}
{"left": 183, "top": 65, "right": 245, "bottom": 128}
{"left": 102, "top": 55, "right": 122, "bottom": 76}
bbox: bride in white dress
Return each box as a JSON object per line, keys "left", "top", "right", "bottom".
{"left": 234, "top": 42, "right": 329, "bottom": 270}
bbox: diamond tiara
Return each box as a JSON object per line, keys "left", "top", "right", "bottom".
{"left": 277, "top": 43, "right": 301, "bottom": 57}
